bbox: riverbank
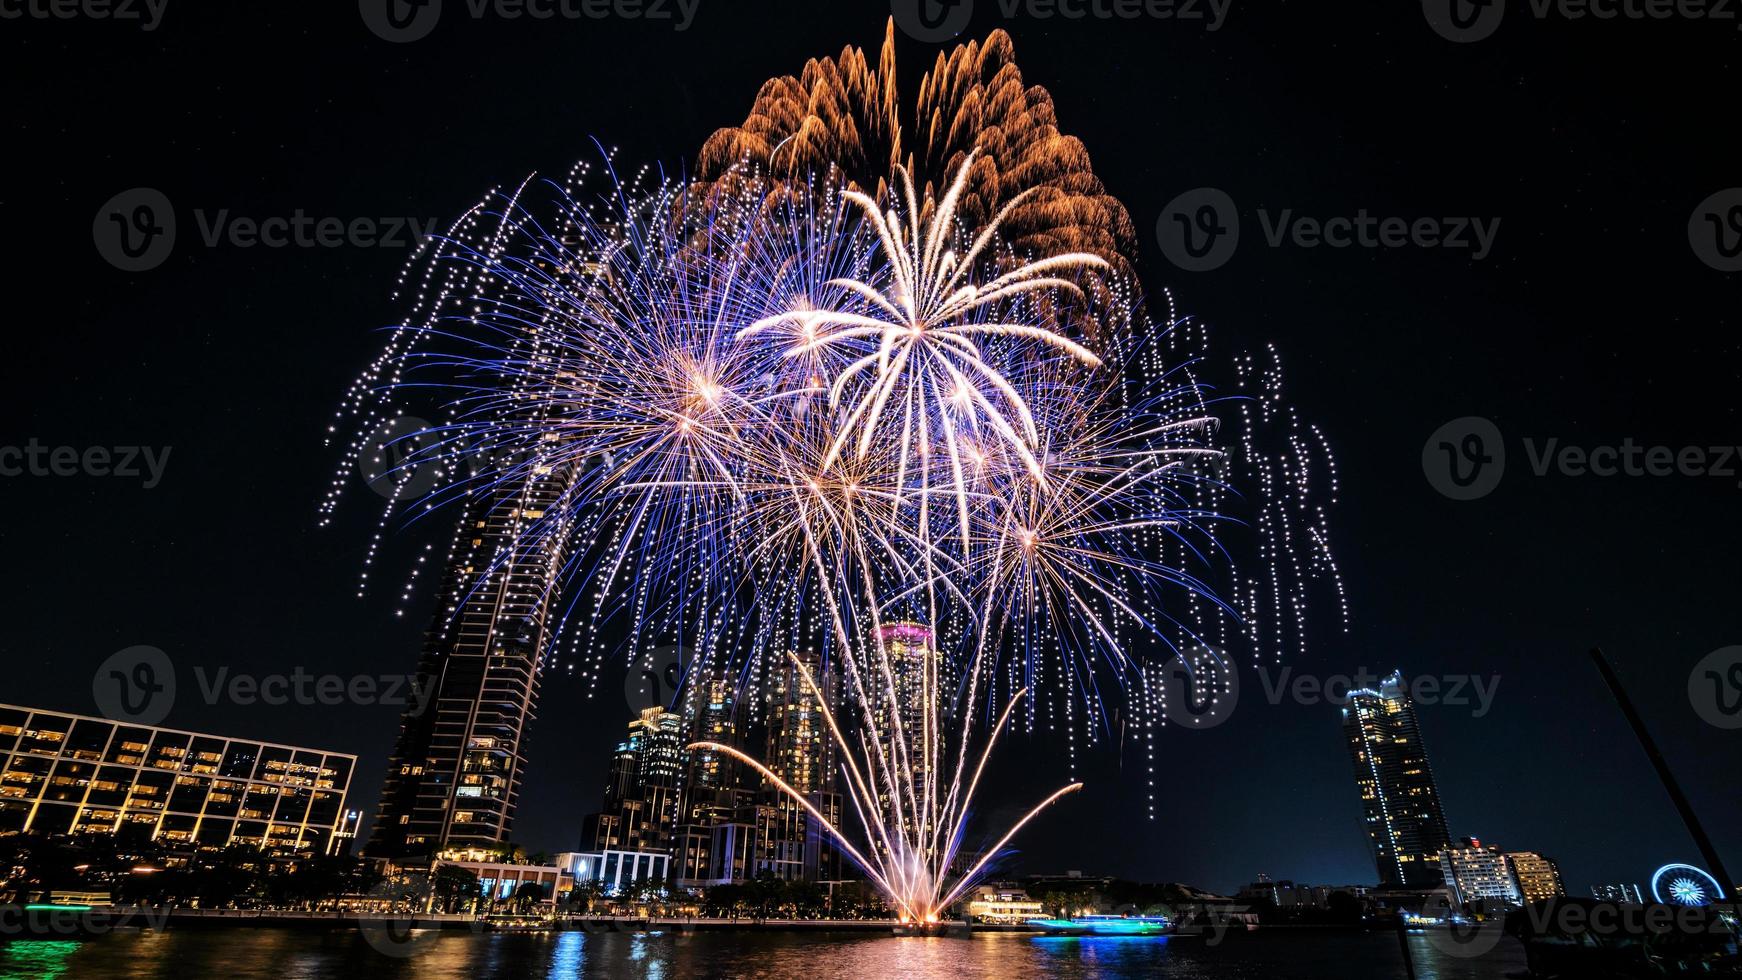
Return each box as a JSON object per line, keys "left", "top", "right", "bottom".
{"left": 2, "top": 905, "right": 1023, "bottom": 938}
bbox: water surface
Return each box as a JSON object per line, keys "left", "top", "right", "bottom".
{"left": 1, "top": 926, "right": 1527, "bottom": 979}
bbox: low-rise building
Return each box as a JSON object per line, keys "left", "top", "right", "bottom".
{"left": 0, "top": 703, "right": 354, "bottom": 857}
{"left": 1506, "top": 851, "right": 1564, "bottom": 904}
{"left": 558, "top": 848, "right": 673, "bottom": 896}
{"left": 1440, "top": 838, "right": 1522, "bottom": 908}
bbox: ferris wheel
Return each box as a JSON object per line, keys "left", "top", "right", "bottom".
{"left": 1651, "top": 864, "right": 1724, "bottom": 907}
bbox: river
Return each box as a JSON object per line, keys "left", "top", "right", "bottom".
{"left": 0, "top": 926, "right": 1528, "bottom": 978}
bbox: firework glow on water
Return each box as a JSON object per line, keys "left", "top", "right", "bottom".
{"left": 324, "top": 22, "right": 1344, "bottom": 921}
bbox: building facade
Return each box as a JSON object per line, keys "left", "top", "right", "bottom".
{"left": 1507, "top": 851, "right": 1564, "bottom": 904}
{"left": 367, "top": 462, "right": 572, "bottom": 862}
{"left": 0, "top": 703, "right": 354, "bottom": 856}
{"left": 1591, "top": 882, "right": 1644, "bottom": 904}
{"left": 1440, "top": 838, "right": 1522, "bottom": 908}
{"left": 559, "top": 849, "right": 673, "bottom": 896}
{"left": 584, "top": 707, "right": 685, "bottom": 856}
{"left": 1342, "top": 671, "right": 1452, "bottom": 888}
{"left": 592, "top": 654, "right": 847, "bottom": 890}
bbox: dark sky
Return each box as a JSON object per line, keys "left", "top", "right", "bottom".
{"left": 5, "top": 2, "right": 1738, "bottom": 898}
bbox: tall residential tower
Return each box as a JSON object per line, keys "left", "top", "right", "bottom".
{"left": 1341, "top": 670, "right": 1452, "bottom": 889}
{"left": 366, "top": 465, "right": 571, "bottom": 862}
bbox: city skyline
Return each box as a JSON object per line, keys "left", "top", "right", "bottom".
{"left": 5, "top": 1, "right": 1738, "bottom": 905}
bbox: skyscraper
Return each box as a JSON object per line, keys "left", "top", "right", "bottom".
{"left": 367, "top": 464, "right": 571, "bottom": 862}
{"left": 879, "top": 623, "right": 936, "bottom": 734}
{"left": 687, "top": 672, "right": 740, "bottom": 792}
{"left": 1342, "top": 670, "right": 1452, "bottom": 888}
{"left": 667, "top": 653, "right": 847, "bottom": 887}
{"left": 757, "top": 651, "right": 843, "bottom": 881}
{"left": 764, "top": 650, "right": 836, "bottom": 796}
{"left": 585, "top": 707, "right": 685, "bottom": 855}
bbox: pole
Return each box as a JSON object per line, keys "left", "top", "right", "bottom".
{"left": 1589, "top": 647, "right": 1734, "bottom": 898}
{"left": 1394, "top": 916, "right": 1418, "bottom": 980}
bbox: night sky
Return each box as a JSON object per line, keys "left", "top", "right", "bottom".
{"left": 6, "top": 2, "right": 1738, "bottom": 898}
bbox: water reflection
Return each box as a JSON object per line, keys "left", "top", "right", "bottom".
{"left": 40, "top": 926, "right": 1526, "bottom": 979}
{"left": 0, "top": 940, "right": 81, "bottom": 980}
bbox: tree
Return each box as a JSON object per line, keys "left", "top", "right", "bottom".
{"left": 703, "top": 883, "right": 745, "bottom": 917}
{"left": 432, "top": 864, "right": 480, "bottom": 913}
{"left": 512, "top": 881, "right": 547, "bottom": 914}
{"left": 566, "top": 879, "right": 602, "bottom": 914}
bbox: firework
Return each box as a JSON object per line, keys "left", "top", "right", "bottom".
{"left": 327, "top": 25, "right": 1343, "bottom": 922}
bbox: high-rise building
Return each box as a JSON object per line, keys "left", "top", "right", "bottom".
{"left": 1341, "top": 670, "right": 1452, "bottom": 888}
{"left": 1592, "top": 882, "right": 1644, "bottom": 904}
{"left": 0, "top": 703, "right": 354, "bottom": 857}
{"left": 367, "top": 463, "right": 572, "bottom": 862}
{"left": 877, "top": 623, "right": 937, "bottom": 750}
{"left": 756, "top": 651, "right": 843, "bottom": 882}
{"left": 1440, "top": 838, "right": 1522, "bottom": 907}
{"left": 765, "top": 651, "right": 836, "bottom": 796}
{"left": 687, "top": 673, "right": 740, "bottom": 792}
{"left": 1507, "top": 851, "right": 1564, "bottom": 904}
{"left": 584, "top": 707, "right": 685, "bottom": 856}
{"left": 626, "top": 653, "right": 849, "bottom": 888}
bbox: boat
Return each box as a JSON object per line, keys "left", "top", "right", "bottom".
{"left": 1025, "top": 913, "right": 1172, "bottom": 936}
